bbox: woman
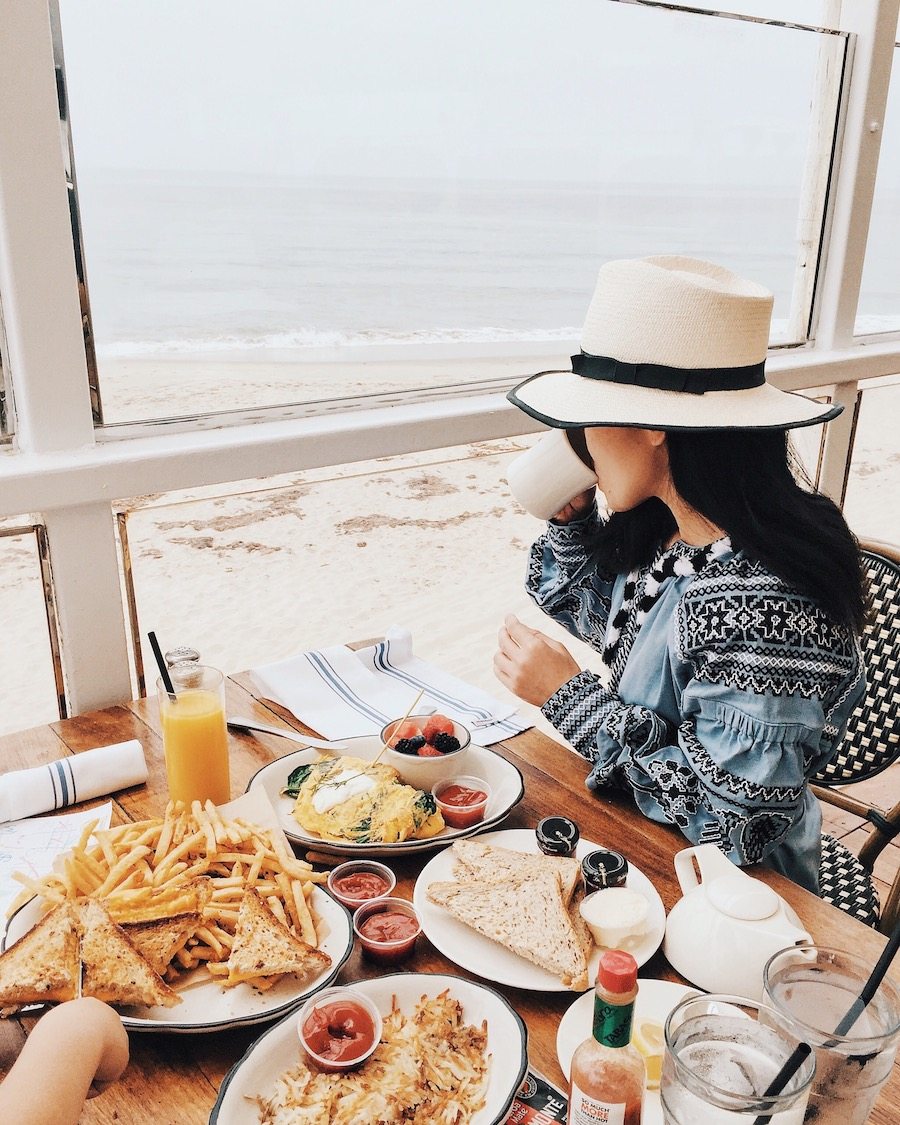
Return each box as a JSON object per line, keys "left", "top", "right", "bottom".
{"left": 495, "top": 256, "right": 866, "bottom": 894}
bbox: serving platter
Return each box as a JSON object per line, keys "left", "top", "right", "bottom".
{"left": 557, "top": 978, "right": 699, "bottom": 1125}
{"left": 3, "top": 887, "right": 353, "bottom": 1034}
{"left": 245, "top": 736, "right": 524, "bottom": 857}
{"left": 210, "top": 972, "right": 529, "bottom": 1124}
{"left": 413, "top": 828, "right": 666, "bottom": 991}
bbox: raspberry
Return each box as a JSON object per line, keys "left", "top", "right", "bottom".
{"left": 386, "top": 719, "right": 423, "bottom": 747}
{"left": 432, "top": 732, "right": 461, "bottom": 754}
{"left": 423, "top": 714, "right": 455, "bottom": 744}
{"left": 394, "top": 735, "right": 426, "bottom": 754}
{"left": 417, "top": 744, "right": 443, "bottom": 757}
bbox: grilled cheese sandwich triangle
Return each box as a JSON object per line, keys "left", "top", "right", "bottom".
{"left": 224, "top": 888, "right": 331, "bottom": 987}
{"left": 76, "top": 898, "right": 181, "bottom": 1008}
{"left": 121, "top": 911, "right": 202, "bottom": 977}
{"left": 0, "top": 901, "right": 80, "bottom": 1008}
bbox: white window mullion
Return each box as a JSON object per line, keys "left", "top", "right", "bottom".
{"left": 814, "top": 0, "right": 900, "bottom": 349}
{"left": 0, "top": 2, "right": 130, "bottom": 715}
{"left": 0, "top": 0, "right": 95, "bottom": 452}
{"left": 42, "top": 504, "right": 132, "bottom": 713}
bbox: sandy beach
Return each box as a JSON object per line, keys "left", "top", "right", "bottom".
{"left": 1, "top": 360, "right": 897, "bottom": 740}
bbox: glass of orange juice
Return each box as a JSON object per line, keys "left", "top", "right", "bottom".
{"left": 157, "top": 664, "right": 231, "bottom": 806}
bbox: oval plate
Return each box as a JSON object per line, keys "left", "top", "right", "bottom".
{"left": 414, "top": 828, "right": 666, "bottom": 991}
{"left": 211, "top": 972, "right": 528, "bottom": 1124}
{"left": 245, "top": 736, "right": 524, "bottom": 857}
{"left": 3, "top": 889, "right": 353, "bottom": 1034}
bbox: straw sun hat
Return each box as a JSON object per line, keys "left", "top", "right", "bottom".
{"left": 508, "top": 256, "right": 841, "bottom": 430}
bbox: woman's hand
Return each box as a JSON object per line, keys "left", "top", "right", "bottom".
{"left": 494, "top": 614, "right": 581, "bottom": 706}
{"left": 550, "top": 487, "right": 595, "bottom": 525}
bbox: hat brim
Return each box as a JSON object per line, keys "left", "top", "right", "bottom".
{"left": 508, "top": 369, "right": 841, "bottom": 431}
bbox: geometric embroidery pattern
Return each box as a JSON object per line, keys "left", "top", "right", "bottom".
{"left": 674, "top": 557, "right": 861, "bottom": 701}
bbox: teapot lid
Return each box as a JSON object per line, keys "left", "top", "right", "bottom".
{"left": 707, "top": 874, "right": 779, "bottom": 921}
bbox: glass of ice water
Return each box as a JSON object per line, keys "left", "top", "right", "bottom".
{"left": 661, "top": 994, "right": 816, "bottom": 1124}
{"left": 763, "top": 946, "right": 900, "bottom": 1125}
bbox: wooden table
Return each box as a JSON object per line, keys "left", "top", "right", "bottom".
{"left": 1, "top": 672, "right": 898, "bottom": 1124}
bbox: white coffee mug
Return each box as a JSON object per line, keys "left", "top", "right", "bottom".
{"left": 505, "top": 429, "right": 598, "bottom": 520}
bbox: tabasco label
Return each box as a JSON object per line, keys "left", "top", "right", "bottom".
{"left": 568, "top": 1082, "right": 626, "bottom": 1124}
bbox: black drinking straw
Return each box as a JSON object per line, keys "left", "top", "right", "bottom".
{"left": 753, "top": 918, "right": 900, "bottom": 1124}
{"left": 148, "top": 631, "right": 177, "bottom": 702}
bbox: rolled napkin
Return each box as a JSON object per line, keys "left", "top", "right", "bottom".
{"left": 0, "top": 740, "right": 148, "bottom": 824}
{"left": 250, "top": 625, "right": 530, "bottom": 746}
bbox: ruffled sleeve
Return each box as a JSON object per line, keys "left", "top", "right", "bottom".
{"left": 525, "top": 505, "right": 615, "bottom": 646}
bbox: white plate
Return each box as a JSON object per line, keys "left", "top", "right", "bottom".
{"left": 557, "top": 978, "right": 698, "bottom": 1125}
{"left": 210, "top": 972, "right": 528, "bottom": 1124}
{"left": 413, "top": 828, "right": 666, "bottom": 991}
{"left": 3, "top": 888, "right": 353, "bottom": 1034}
{"left": 245, "top": 736, "right": 524, "bottom": 857}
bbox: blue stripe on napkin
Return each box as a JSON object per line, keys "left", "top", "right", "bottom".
{"left": 305, "top": 651, "right": 389, "bottom": 726}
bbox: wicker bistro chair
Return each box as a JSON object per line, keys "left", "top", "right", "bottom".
{"left": 812, "top": 539, "right": 900, "bottom": 934}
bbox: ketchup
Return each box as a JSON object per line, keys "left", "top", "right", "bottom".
{"left": 434, "top": 782, "right": 489, "bottom": 829}
{"left": 358, "top": 911, "right": 420, "bottom": 943}
{"left": 355, "top": 905, "right": 421, "bottom": 964}
{"left": 302, "top": 1000, "right": 377, "bottom": 1064}
{"left": 331, "top": 871, "right": 391, "bottom": 902}
{"left": 437, "top": 784, "right": 487, "bottom": 807}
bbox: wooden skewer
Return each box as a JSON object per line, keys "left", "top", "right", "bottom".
{"left": 371, "top": 687, "right": 426, "bottom": 769}
{"left": 319, "top": 686, "right": 427, "bottom": 789}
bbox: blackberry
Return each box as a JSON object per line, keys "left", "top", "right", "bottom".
{"left": 394, "top": 735, "right": 426, "bottom": 754}
{"left": 432, "top": 732, "right": 461, "bottom": 754}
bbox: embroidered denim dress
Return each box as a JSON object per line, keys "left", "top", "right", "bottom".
{"left": 529, "top": 507, "right": 865, "bottom": 893}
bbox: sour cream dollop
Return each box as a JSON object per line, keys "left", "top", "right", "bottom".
{"left": 312, "top": 770, "right": 377, "bottom": 814}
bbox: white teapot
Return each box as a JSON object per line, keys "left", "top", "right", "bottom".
{"left": 662, "top": 844, "right": 812, "bottom": 999}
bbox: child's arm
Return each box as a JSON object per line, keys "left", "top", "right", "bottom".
{"left": 0, "top": 998, "right": 129, "bottom": 1124}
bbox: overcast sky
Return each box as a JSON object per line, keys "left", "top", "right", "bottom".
{"left": 58, "top": 1, "right": 897, "bottom": 187}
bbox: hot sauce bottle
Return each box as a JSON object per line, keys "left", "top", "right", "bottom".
{"left": 568, "top": 950, "right": 645, "bottom": 1125}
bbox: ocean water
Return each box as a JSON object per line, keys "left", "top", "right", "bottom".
{"left": 76, "top": 171, "right": 839, "bottom": 359}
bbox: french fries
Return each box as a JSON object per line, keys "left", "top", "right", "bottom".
{"left": 7, "top": 800, "right": 326, "bottom": 992}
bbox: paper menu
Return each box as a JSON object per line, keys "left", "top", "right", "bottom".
{"left": 0, "top": 803, "right": 113, "bottom": 941}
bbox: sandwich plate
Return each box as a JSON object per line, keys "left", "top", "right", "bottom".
{"left": 557, "top": 978, "right": 699, "bottom": 1125}
{"left": 413, "top": 828, "right": 666, "bottom": 992}
{"left": 245, "top": 737, "right": 524, "bottom": 857}
{"left": 3, "top": 887, "right": 353, "bottom": 1034}
{"left": 210, "top": 972, "right": 528, "bottom": 1125}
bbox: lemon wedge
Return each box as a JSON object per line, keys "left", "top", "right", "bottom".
{"left": 632, "top": 1018, "right": 664, "bottom": 1089}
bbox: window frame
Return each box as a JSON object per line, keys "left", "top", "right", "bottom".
{"left": 0, "top": 0, "right": 897, "bottom": 719}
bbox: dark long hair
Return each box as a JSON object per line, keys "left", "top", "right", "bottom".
{"left": 593, "top": 428, "right": 867, "bottom": 633}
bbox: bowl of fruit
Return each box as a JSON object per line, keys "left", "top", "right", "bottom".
{"left": 379, "top": 713, "right": 472, "bottom": 791}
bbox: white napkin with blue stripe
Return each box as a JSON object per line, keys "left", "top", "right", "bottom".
{"left": 249, "top": 626, "right": 529, "bottom": 746}
{"left": 0, "top": 741, "right": 148, "bottom": 823}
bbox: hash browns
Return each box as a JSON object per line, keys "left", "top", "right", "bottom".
{"left": 257, "top": 990, "right": 490, "bottom": 1124}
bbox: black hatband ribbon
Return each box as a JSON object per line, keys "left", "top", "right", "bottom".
{"left": 571, "top": 352, "right": 766, "bottom": 395}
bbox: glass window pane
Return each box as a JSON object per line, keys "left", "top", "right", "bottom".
{"left": 120, "top": 440, "right": 598, "bottom": 735}
{"left": 842, "top": 378, "right": 900, "bottom": 537}
{"left": 0, "top": 527, "right": 62, "bottom": 737}
{"left": 855, "top": 45, "right": 900, "bottom": 337}
{"left": 58, "top": 1, "right": 844, "bottom": 425}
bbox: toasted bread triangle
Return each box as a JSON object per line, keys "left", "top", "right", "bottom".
{"left": 0, "top": 902, "right": 80, "bottom": 1008}
{"left": 450, "top": 839, "right": 581, "bottom": 905}
{"left": 76, "top": 899, "right": 181, "bottom": 1008}
{"left": 225, "top": 888, "right": 331, "bottom": 987}
{"left": 122, "top": 911, "right": 202, "bottom": 976}
{"left": 426, "top": 869, "right": 589, "bottom": 990}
